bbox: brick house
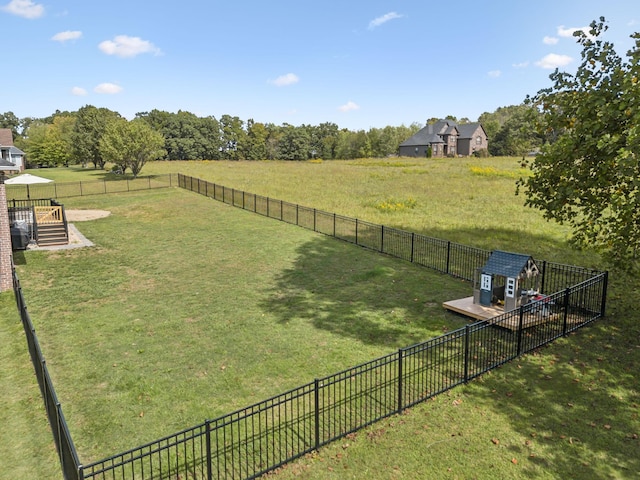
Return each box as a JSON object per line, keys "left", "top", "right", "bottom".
{"left": 399, "top": 119, "right": 488, "bottom": 157}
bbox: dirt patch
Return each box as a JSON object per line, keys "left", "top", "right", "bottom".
{"left": 65, "top": 210, "right": 111, "bottom": 221}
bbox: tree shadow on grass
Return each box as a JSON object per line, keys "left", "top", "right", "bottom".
{"left": 463, "top": 312, "right": 640, "bottom": 479}
{"left": 259, "top": 234, "right": 471, "bottom": 349}
{"left": 260, "top": 222, "right": 636, "bottom": 477}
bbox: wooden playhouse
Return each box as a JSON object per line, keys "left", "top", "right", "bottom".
{"left": 443, "top": 250, "right": 541, "bottom": 323}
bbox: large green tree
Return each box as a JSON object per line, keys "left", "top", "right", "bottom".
{"left": 23, "top": 116, "right": 75, "bottom": 167}
{"left": 520, "top": 18, "right": 640, "bottom": 267}
{"left": 71, "top": 105, "right": 122, "bottom": 168}
{"left": 99, "top": 118, "right": 165, "bottom": 177}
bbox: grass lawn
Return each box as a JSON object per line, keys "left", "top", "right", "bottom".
{"left": 3, "top": 158, "right": 638, "bottom": 479}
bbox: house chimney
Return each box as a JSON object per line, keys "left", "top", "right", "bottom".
{"left": 0, "top": 176, "right": 13, "bottom": 292}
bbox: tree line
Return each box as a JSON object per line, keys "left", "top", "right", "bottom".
{"left": 0, "top": 104, "right": 544, "bottom": 171}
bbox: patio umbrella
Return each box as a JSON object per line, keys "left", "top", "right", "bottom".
{"left": 5, "top": 173, "right": 54, "bottom": 198}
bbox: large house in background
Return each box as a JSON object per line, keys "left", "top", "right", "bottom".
{"left": 0, "top": 129, "right": 25, "bottom": 172}
{"left": 399, "top": 119, "right": 488, "bottom": 158}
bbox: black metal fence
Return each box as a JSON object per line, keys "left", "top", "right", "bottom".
{"left": 178, "top": 174, "right": 602, "bottom": 293}
{"left": 79, "top": 271, "right": 606, "bottom": 479}
{"left": 10, "top": 174, "right": 608, "bottom": 480}
{"left": 11, "top": 268, "right": 81, "bottom": 480}
{"left": 4, "top": 173, "right": 176, "bottom": 201}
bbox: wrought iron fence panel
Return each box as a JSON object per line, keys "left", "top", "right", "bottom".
{"left": 208, "top": 383, "right": 316, "bottom": 479}
{"left": 281, "top": 201, "right": 298, "bottom": 225}
{"left": 296, "top": 206, "right": 316, "bottom": 231}
{"left": 381, "top": 227, "right": 413, "bottom": 262}
{"left": 354, "top": 220, "right": 382, "bottom": 252}
{"left": 411, "top": 235, "right": 449, "bottom": 273}
{"left": 401, "top": 331, "right": 466, "bottom": 408}
{"left": 317, "top": 353, "right": 399, "bottom": 443}
{"left": 334, "top": 215, "right": 357, "bottom": 244}
{"left": 466, "top": 322, "right": 518, "bottom": 379}
{"left": 447, "top": 243, "right": 490, "bottom": 281}
{"left": 314, "top": 210, "right": 335, "bottom": 236}
{"left": 81, "top": 424, "right": 208, "bottom": 480}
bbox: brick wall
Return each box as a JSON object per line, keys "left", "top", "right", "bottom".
{"left": 0, "top": 182, "right": 13, "bottom": 292}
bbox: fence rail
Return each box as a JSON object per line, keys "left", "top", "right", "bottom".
{"left": 10, "top": 174, "right": 608, "bottom": 480}
{"left": 5, "top": 173, "right": 176, "bottom": 200}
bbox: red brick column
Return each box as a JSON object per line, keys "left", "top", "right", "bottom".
{"left": 0, "top": 181, "right": 13, "bottom": 292}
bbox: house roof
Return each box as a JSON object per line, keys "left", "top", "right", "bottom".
{"left": 8, "top": 146, "right": 24, "bottom": 155}
{"left": 482, "top": 250, "right": 539, "bottom": 279}
{"left": 0, "top": 128, "right": 14, "bottom": 146}
{"left": 399, "top": 119, "right": 466, "bottom": 148}
{"left": 399, "top": 125, "right": 443, "bottom": 146}
{"left": 0, "top": 157, "right": 19, "bottom": 171}
{"left": 457, "top": 123, "right": 487, "bottom": 139}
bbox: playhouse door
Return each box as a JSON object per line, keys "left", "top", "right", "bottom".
{"left": 480, "top": 274, "right": 492, "bottom": 306}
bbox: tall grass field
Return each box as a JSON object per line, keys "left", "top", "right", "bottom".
{"left": 1, "top": 157, "right": 638, "bottom": 480}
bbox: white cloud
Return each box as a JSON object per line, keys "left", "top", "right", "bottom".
{"left": 1, "top": 0, "right": 44, "bottom": 19}
{"left": 512, "top": 61, "right": 529, "bottom": 68}
{"left": 338, "top": 101, "right": 360, "bottom": 112}
{"left": 71, "top": 86, "right": 87, "bottom": 96}
{"left": 269, "top": 73, "right": 299, "bottom": 87}
{"left": 557, "top": 25, "right": 593, "bottom": 39}
{"left": 488, "top": 70, "right": 501, "bottom": 78}
{"left": 52, "top": 30, "right": 82, "bottom": 42}
{"left": 368, "top": 12, "right": 403, "bottom": 30}
{"left": 98, "top": 35, "right": 161, "bottom": 58}
{"left": 94, "top": 83, "right": 123, "bottom": 94}
{"left": 543, "top": 36, "right": 558, "bottom": 45}
{"left": 535, "top": 53, "right": 573, "bottom": 69}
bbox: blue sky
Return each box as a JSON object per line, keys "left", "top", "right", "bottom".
{"left": 2, "top": 0, "right": 638, "bottom": 130}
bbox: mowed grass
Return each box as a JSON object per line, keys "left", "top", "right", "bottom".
{"left": 7, "top": 187, "right": 471, "bottom": 466}
{"left": 3, "top": 158, "right": 638, "bottom": 479}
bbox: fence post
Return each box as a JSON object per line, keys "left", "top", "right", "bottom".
{"left": 562, "top": 287, "right": 571, "bottom": 336}
{"left": 540, "top": 260, "right": 547, "bottom": 294}
{"left": 314, "top": 379, "right": 320, "bottom": 450}
{"left": 446, "top": 241, "right": 451, "bottom": 274}
{"left": 410, "top": 233, "right": 415, "bottom": 264}
{"left": 205, "top": 420, "right": 213, "bottom": 480}
{"left": 355, "top": 218, "right": 358, "bottom": 246}
{"left": 313, "top": 209, "right": 317, "bottom": 232}
{"left": 296, "top": 204, "right": 299, "bottom": 226}
{"left": 381, "top": 225, "right": 385, "bottom": 253}
{"left": 397, "top": 349, "right": 403, "bottom": 414}
{"left": 280, "top": 200, "right": 283, "bottom": 221}
{"left": 333, "top": 213, "right": 336, "bottom": 237}
{"left": 517, "top": 305, "right": 524, "bottom": 355}
{"left": 464, "top": 324, "right": 470, "bottom": 383}
{"left": 79, "top": 181, "right": 83, "bottom": 196}
{"left": 600, "top": 271, "right": 609, "bottom": 317}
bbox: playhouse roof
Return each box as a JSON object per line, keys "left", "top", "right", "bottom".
{"left": 482, "top": 250, "right": 539, "bottom": 279}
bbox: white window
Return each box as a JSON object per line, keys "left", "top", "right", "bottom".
{"left": 505, "top": 278, "right": 516, "bottom": 298}
{"left": 481, "top": 274, "right": 492, "bottom": 291}
{"left": 476, "top": 136, "right": 482, "bottom": 145}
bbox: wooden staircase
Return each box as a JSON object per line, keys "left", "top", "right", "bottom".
{"left": 34, "top": 206, "right": 69, "bottom": 247}
{"left": 36, "top": 223, "right": 69, "bottom": 246}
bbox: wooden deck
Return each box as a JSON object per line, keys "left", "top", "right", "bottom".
{"left": 443, "top": 296, "right": 558, "bottom": 331}
{"left": 442, "top": 296, "right": 503, "bottom": 321}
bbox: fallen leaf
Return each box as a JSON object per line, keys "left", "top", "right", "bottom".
{"left": 511, "top": 458, "right": 518, "bottom": 465}
{"left": 491, "top": 438, "right": 500, "bottom": 445}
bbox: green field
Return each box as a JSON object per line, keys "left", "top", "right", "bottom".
{"left": 2, "top": 158, "right": 638, "bottom": 479}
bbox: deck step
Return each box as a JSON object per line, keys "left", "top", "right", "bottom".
{"left": 37, "top": 223, "right": 69, "bottom": 246}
